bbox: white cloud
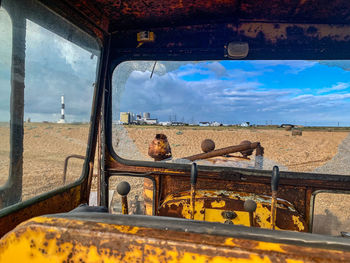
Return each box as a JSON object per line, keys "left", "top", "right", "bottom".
{"left": 204, "top": 62, "right": 227, "bottom": 77}
{"left": 318, "top": 82, "right": 350, "bottom": 94}
{"left": 252, "top": 60, "right": 317, "bottom": 74}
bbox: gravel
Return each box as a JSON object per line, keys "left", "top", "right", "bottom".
{"left": 313, "top": 133, "right": 350, "bottom": 175}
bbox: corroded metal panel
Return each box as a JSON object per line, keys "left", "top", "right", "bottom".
{"left": 64, "top": 0, "right": 350, "bottom": 31}
{"left": 158, "top": 190, "right": 307, "bottom": 231}
{"left": 0, "top": 185, "right": 85, "bottom": 238}
{"left": 0, "top": 216, "right": 349, "bottom": 262}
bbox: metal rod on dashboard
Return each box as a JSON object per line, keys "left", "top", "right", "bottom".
{"left": 270, "top": 166, "right": 280, "bottom": 230}
{"left": 190, "top": 163, "right": 198, "bottom": 220}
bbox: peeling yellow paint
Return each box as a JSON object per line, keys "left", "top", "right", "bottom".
{"left": 256, "top": 242, "right": 285, "bottom": 253}
{"left": 161, "top": 189, "right": 306, "bottom": 231}
{"left": 112, "top": 225, "right": 140, "bottom": 234}
{"left": 211, "top": 200, "right": 226, "bottom": 208}
{"left": 293, "top": 215, "right": 305, "bottom": 231}
{"left": 0, "top": 216, "right": 347, "bottom": 262}
{"left": 286, "top": 260, "right": 305, "bottom": 263}
{"left": 144, "top": 188, "right": 153, "bottom": 200}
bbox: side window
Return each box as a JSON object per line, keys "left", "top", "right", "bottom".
{"left": 0, "top": 0, "right": 100, "bottom": 210}
{"left": 0, "top": 7, "right": 12, "bottom": 186}
{"left": 22, "top": 19, "right": 99, "bottom": 201}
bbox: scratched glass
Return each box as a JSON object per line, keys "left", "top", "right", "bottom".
{"left": 0, "top": 7, "right": 12, "bottom": 187}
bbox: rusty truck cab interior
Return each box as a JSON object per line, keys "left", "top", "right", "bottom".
{"left": 2, "top": 0, "right": 350, "bottom": 261}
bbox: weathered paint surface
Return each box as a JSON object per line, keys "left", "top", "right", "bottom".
{"left": 0, "top": 184, "right": 86, "bottom": 238}
{"left": 65, "top": 0, "right": 350, "bottom": 32}
{"left": 0, "top": 216, "right": 348, "bottom": 262}
{"left": 159, "top": 190, "right": 306, "bottom": 231}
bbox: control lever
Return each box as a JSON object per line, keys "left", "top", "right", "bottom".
{"left": 270, "top": 166, "right": 280, "bottom": 229}
{"left": 244, "top": 199, "right": 257, "bottom": 227}
{"left": 117, "top": 181, "right": 131, "bottom": 215}
{"left": 190, "top": 163, "right": 198, "bottom": 220}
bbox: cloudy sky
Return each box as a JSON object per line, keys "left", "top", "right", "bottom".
{"left": 114, "top": 60, "right": 350, "bottom": 126}
{"left": 0, "top": 7, "right": 98, "bottom": 123}
{"left": 2, "top": 6, "right": 350, "bottom": 127}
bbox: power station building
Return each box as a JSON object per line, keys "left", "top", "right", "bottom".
{"left": 120, "top": 112, "right": 130, "bottom": 124}
{"left": 119, "top": 112, "right": 157, "bottom": 125}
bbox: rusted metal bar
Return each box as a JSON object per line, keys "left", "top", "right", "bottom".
{"left": 190, "top": 163, "right": 198, "bottom": 220}
{"left": 62, "top": 154, "right": 85, "bottom": 184}
{"left": 270, "top": 166, "right": 280, "bottom": 230}
{"left": 97, "top": 117, "right": 101, "bottom": 205}
{"left": 121, "top": 196, "right": 128, "bottom": 214}
{"left": 244, "top": 200, "right": 257, "bottom": 227}
{"left": 254, "top": 145, "right": 264, "bottom": 169}
{"left": 183, "top": 142, "right": 260, "bottom": 161}
{"left": 86, "top": 162, "right": 94, "bottom": 204}
{"left": 117, "top": 182, "right": 131, "bottom": 215}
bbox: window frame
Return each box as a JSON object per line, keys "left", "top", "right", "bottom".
{"left": 0, "top": 0, "right": 102, "bottom": 213}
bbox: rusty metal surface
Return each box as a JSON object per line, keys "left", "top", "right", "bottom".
{"left": 107, "top": 146, "right": 350, "bottom": 228}
{"left": 62, "top": 0, "right": 350, "bottom": 32}
{"left": 107, "top": 21, "right": 350, "bottom": 60}
{"left": 158, "top": 189, "right": 307, "bottom": 231}
{"left": 37, "top": 0, "right": 107, "bottom": 41}
{"left": 1, "top": 215, "right": 350, "bottom": 262}
{"left": 0, "top": 185, "right": 85, "bottom": 238}
{"left": 183, "top": 142, "right": 261, "bottom": 161}
{"left": 201, "top": 139, "right": 215, "bottom": 153}
{"left": 148, "top": 134, "right": 172, "bottom": 161}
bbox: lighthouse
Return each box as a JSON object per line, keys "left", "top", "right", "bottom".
{"left": 57, "top": 95, "right": 65, "bottom": 123}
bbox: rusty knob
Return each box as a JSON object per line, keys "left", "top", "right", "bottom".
{"left": 148, "top": 134, "right": 172, "bottom": 161}
{"left": 117, "top": 181, "right": 131, "bottom": 196}
{"left": 244, "top": 199, "right": 257, "bottom": 213}
{"left": 240, "top": 140, "right": 254, "bottom": 158}
{"left": 201, "top": 139, "right": 215, "bottom": 153}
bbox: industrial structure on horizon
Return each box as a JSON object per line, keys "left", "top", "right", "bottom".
{"left": 57, "top": 95, "right": 65, "bottom": 124}
{"left": 119, "top": 112, "right": 157, "bottom": 125}
{"left": 119, "top": 111, "right": 253, "bottom": 127}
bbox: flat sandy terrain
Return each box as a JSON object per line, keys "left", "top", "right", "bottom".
{"left": 1, "top": 123, "right": 350, "bottom": 235}
{"left": 0, "top": 123, "right": 89, "bottom": 201}
{"left": 124, "top": 126, "right": 348, "bottom": 173}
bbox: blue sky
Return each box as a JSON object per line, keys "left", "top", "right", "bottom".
{"left": 115, "top": 60, "right": 350, "bottom": 126}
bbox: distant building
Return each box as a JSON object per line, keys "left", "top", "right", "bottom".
{"left": 199, "top": 122, "right": 210, "bottom": 127}
{"left": 144, "top": 119, "right": 157, "bottom": 125}
{"left": 171, "top": 121, "right": 185, "bottom": 126}
{"left": 120, "top": 111, "right": 158, "bottom": 125}
{"left": 120, "top": 112, "right": 130, "bottom": 124}
{"left": 159, "top": 121, "right": 171, "bottom": 126}
{"left": 210, "top": 121, "right": 222, "bottom": 127}
{"left": 280, "top": 124, "right": 294, "bottom": 128}
{"left": 240, "top": 122, "right": 250, "bottom": 127}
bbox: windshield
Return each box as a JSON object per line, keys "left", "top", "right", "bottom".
{"left": 112, "top": 60, "right": 350, "bottom": 175}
